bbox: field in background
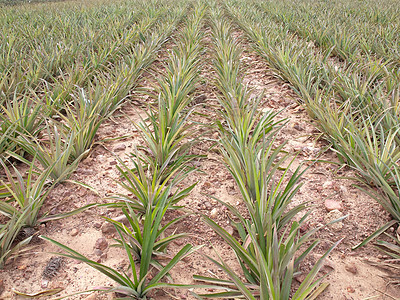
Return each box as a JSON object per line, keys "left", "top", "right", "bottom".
{"left": 1, "top": 0, "right": 399, "bottom": 299}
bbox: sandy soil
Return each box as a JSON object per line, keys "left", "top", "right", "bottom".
{"left": 1, "top": 22, "right": 399, "bottom": 300}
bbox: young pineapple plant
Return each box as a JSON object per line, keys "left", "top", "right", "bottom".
{"left": 41, "top": 149, "right": 200, "bottom": 298}
{"left": 110, "top": 148, "right": 196, "bottom": 214}
{"left": 0, "top": 158, "right": 55, "bottom": 267}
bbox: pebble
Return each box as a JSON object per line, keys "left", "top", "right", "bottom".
{"left": 193, "top": 161, "right": 201, "bottom": 167}
{"left": 110, "top": 161, "right": 118, "bottom": 166}
{"left": 70, "top": 228, "right": 79, "bottom": 236}
{"left": 113, "top": 144, "right": 126, "bottom": 152}
{"left": 325, "top": 209, "right": 344, "bottom": 230}
{"left": 324, "top": 199, "right": 342, "bottom": 211}
{"left": 101, "top": 223, "right": 116, "bottom": 236}
{"left": 293, "top": 123, "right": 303, "bottom": 131}
{"left": 346, "top": 286, "right": 355, "bottom": 293}
{"left": 208, "top": 188, "right": 216, "bottom": 195}
{"left": 174, "top": 239, "right": 184, "bottom": 246}
{"left": 204, "top": 201, "right": 212, "bottom": 209}
{"left": 93, "top": 222, "right": 102, "bottom": 229}
{"left": 226, "top": 226, "right": 234, "bottom": 236}
{"left": 94, "top": 238, "right": 108, "bottom": 251}
{"left": 210, "top": 208, "right": 218, "bottom": 218}
{"left": 302, "top": 146, "right": 320, "bottom": 155}
{"left": 322, "top": 181, "right": 333, "bottom": 189}
{"left": 294, "top": 273, "right": 306, "bottom": 283}
{"left": 84, "top": 293, "right": 97, "bottom": 300}
{"left": 77, "top": 168, "right": 95, "bottom": 175}
{"left": 203, "top": 182, "right": 211, "bottom": 189}
{"left": 94, "top": 249, "right": 103, "bottom": 256}
{"left": 299, "top": 222, "right": 309, "bottom": 233}
{"left": 315, "top": 255, "right": 335, "bottom": 269}
{"left": 345, "top": 263, "right": 358, "bottom": 274}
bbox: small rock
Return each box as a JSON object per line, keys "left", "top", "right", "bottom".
{"left": 345, "top": 263, "right": 357, "bottom": 274}
{"left": 299, "top": 222, "right": 309, "bottom": 233}
{"left": 93, "top": 222, "right": 102, "bottom": 229}
{"left": 323, "top": 258, "right": 335, "bottom": 270}
{"left": 324, "top": 199, "right": 342, "bottom": 211}
{"left": 94, "top": 238, "right": 108, "bottom": 251}
{"left": 315, "top": 255, "right": 335, "bottom": 270}
{"left": 101, "top": 216, "right": 129, "bottom": 236}
{"left": 319, "top": 240, "right": 330, "bottom": 251}
{"left": 227, "top": 189, "right": 236, "bottom": 195}
{"left": 194, "top": 94, "right": 207, "bottom": 103}
{"left": 77, "top": 168, "right": 95, "bottom": 175}
{"left": 293, "top": 123, "right": 303, "bottom": 131}
{"left": 210, "top": 208, "right": 218, "bottom": 218}
{"left": 325, "top": 209, "right": 344, "bottom": 230}
{"left": 174, "top": 239, "right": 184, "bottom": 246}
{"left": 302, "top": 146, "right": 320, "bottom": 155}
{"left": 101, "top": 222, "right": 115, "bottom": 235}
{"left": 193, "top": 161, "right": 201, "bottom": 167}
{"left": 203, "top": 182, "right": 211, "bottom": 189}
{"left": 94, "top": 249, "right": 103, "bottom": 256}
{"left": 226, "top": 226, "right": 234, "bottom": 236}
{"left": 294, "top": 273, "right": 306, "bottom": 283}
{"left": 84, "top": 293, "right": 97, "bottom": 300}
{"left": 113, "top": 144, "right": 126, "bottom": 152}
{"left": 204, "top": 201, "right": 212, "bottom": 209}
{"left": 113, "top": 215, "right": 129, "bottom": 225}
{"left": 110, "top": 161, "right": 118, "bottom": 166}
{"left": 322, "top": 181, "right": 333, "bottom": 189}
{"left": 339, "top": 185, "right": 348, "bottom": 194}
{"left": 346, "top": 286, "right": 355, "bottom": 293}
{"left": 70, "top": 228, "right": 79, "bottom": 237}
{"left": 208, "top": 188, "right": 216, "bottom": 195}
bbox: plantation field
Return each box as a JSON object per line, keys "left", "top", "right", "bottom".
{"left": 1, "top": 0, "right": 400, "bottom": 299}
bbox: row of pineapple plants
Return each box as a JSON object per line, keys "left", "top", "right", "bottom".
{"left": 41, "top": 3, "right": 209, "bottom": 298}
{"left": 192, "top": 6, "right": 341, "bottom": 299}
{"left": 226, "top": 0, "right": 400, "bottom": 280}
{"left": 0, "top": 2, "right": 186, "bottom": 268}
{"left": 0, "top": 0, "right": 165, "bottom": 98}
{"left": 332, "top": 0, "right": 400, "bottom": 26}
{"left": 256, "top": 0, "right": 400, "bottom": 100}
{"left": 0, "top": 0, "right": 183, "bottom": 159}
{"left": 259, "top": 0, "right": 400, "bottom": 67}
